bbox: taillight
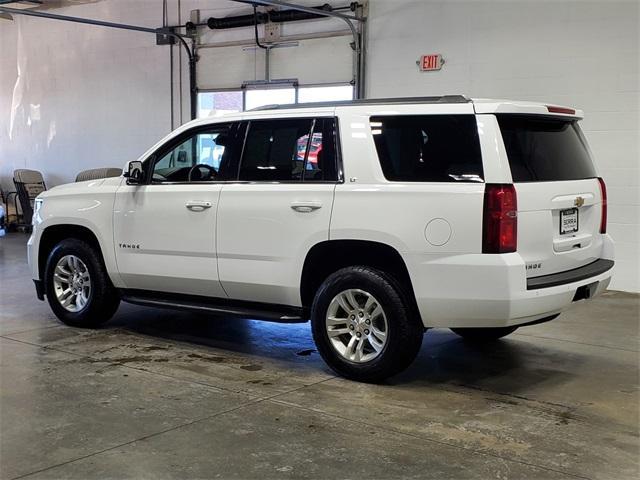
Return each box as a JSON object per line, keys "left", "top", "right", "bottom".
{"left": 483, "top": 184, "right": 518, "bottom": 253}
{"left": 597, "top": 177, "right": 607, "bottom": 234}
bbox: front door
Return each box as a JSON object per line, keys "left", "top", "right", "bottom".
{"left": 113, "top": 123, "right": 240, "bottom": 297}
{"left": 217, "top": 117, "right": 339, "bottom": 306}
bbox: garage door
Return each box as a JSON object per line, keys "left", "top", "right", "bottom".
{"left": 196, "top": 35, "right": 354, "bottom": 90}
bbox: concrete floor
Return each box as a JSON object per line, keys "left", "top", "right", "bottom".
{"left": 0, "top": 232, "right": 638, "bottom": 480}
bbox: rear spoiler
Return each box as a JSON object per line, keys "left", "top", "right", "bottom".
{"left": 472, "top": 100, "right": 584, "bottom": 119}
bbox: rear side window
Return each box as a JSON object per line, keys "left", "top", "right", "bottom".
{"left": 304, "top": 118, "right": 339, "bottom": 182}
{"left": 240, "top": 119, "right": 312, "bottom": 181}
{"left": 370, "top": 115, "right": 483, "bottom": 182}
{"left": 497, "top": 115, "right": 596, "bottom": 182}
{"left": 239, "top": 118, "right": 338, "bottom": 182}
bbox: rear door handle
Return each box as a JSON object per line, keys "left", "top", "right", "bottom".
{"left": 186, "top": 201, "right": 213, "bottom": 212}
{"left": 291, "top": 201, "right": 322, "bottom": 213}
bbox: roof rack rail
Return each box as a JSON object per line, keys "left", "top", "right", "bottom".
{"left": 249, "top": 95, "right": 471, "bottom": 111}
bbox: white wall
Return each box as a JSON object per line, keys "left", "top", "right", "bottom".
{"left": 366, "top": 0, "right": 639, "bottom": 292}
{"left": 0, "top": 0, "right": 176, "bottom": 190}
{"left": 1, "top": 0, "right": 637, "bottom": 292}
{"left": 0, "top": 0, "right": 350, "bottom": 190}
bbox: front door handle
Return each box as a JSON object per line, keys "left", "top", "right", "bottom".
{"left": 291, "top": 201, "right": 322, "bottom": 213}
{"left": 186, "top": 201, "right": 213, "bottom": 212}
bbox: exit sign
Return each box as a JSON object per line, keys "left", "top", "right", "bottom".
{"left": 418, "top": 54, "right": 444, "bottom": 71}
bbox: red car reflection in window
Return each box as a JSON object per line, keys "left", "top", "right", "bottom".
{"left": 296, "top": 133, "right": 323, "bottom": 167}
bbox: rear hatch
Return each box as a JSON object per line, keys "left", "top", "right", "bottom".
{"left": 497, "top": 114, "right": 605, "bottom": 278}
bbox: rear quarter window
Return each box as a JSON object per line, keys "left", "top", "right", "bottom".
{"left": 497, "top": 115, "right": 596, "bottom": 182}
{"left": 370, "top": 115, "right": 483, "bottom": 183}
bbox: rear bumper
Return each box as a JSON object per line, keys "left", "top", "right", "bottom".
{"left": 407, "top": 235, "right": 615, "bottom": 328}
{"left": 526, "top": 259, "right": 614, "bottom": 290}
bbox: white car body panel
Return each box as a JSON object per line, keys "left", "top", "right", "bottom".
{"left": 113, "top": 182, "right": 225, "bottom": 297}
{"left": 217, "top": 183, "right": 335, "bottom": 306}
{"left": 472, "top": 98, "right": 584, "bottom": 119}
{"left": 27, "top": 97, "right": 614, "bottom": 329}
{"left": 516, "top": 179, "right": 606, "bottom": 278}
{"left": 28, "top": 177, "right": 125, "bottom": 286}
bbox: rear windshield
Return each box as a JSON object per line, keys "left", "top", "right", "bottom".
{"left": 497, "top": 115, "right": 596, "bottom": 182}
{"left": 371, "top": 115, "right": 483, "bottom": 182}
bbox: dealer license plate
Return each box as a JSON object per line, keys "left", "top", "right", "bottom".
{"left": 560, "top": 208, "right": 579, "bottom": 234}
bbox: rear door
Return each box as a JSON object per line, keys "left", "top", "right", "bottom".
{"left": 216, "top": 115, "right": 339, "bottom": 307}
{"left": 496, "top": 114, "right": 604, "bottom": 277}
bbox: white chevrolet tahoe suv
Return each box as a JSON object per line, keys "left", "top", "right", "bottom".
{"left": 28, "top": 96, "right": 614, "bottom": 382}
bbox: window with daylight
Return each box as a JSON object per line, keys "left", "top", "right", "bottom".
{"left": 197, "top": 85, "right": 354, "bottom": 117}
{"left": 298, "top": 85, "right": 353, "bottom": 103}
{"left": 245, "top": 88, "right": 296, "bottom": 111}
{"left": 197, "top": 91, "right": 243, "bottom": 118}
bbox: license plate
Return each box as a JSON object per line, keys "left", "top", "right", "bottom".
{"left": 560, "top": 208, "right": 579, "bottom": 234}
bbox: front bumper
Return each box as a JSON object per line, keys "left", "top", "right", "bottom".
{"left": 27, "top": 230, "right": 39, "bottom": 282}
{"left": 34, "top": 279, "right": 45, "bottom": 301}
{"left": 28, "top": 231, "right": 45, "bottom": 300}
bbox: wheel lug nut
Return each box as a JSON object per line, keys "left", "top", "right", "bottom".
{"left": 350, "top": 315, "right": 355, "bottom": 320}
{"left": 349, "top": 325, "right": 354, "bottom": 330}
{"left": 364, "top": 329, "right": 370, "bottom": 335}
{"left": 365, "top": 319, "right": 371, "bottom": 325}
{"left": 356, "top": 332, "right": 361, "bottom": 337}
{"left": 358, "top": 312, "right": 364, "bottom": 317}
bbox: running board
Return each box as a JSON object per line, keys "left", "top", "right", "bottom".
{"left": 119, "top": 290, "right": 308, "bottom": 323}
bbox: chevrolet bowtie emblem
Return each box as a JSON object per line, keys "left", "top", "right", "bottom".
{"left": 574, "top": 196, "right": 585, "bottom": 208}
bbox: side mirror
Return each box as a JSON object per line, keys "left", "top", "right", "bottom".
{"left": 124, "top": 161, "right": 143, "bottom": 185}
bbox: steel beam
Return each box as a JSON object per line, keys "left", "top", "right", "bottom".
{"left": 233, "top": 0, "right": 360, "bottom": 21}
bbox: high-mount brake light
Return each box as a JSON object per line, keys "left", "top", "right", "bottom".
{"left": 546, "top": 105, "right": 576, "bottom": 115}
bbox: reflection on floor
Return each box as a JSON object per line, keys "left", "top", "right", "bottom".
{"left": 1, "top": 232, "right": 638, "bottom": 479}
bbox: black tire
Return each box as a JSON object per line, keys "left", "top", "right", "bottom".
{"left": 44, "top": 238, "right": 120, "bottom": 328}
{"left": 451, "top": 326, "right": 518, "bottom": 342}
{"left": 311, "top": 266, "right": 424, "bottom": 383}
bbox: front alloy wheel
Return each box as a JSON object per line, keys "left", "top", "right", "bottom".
{"left": 52, "top": 255, "right": 92, "bottom": 312}
{"left": 45, "top": 238, "right": 120, "bottom": 328}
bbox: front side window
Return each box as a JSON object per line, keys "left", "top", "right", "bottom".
{"left": 371, "top": 115, "right": 484, "bottom": 182}
{"left": 238, "top": 118, "right": 338, "bottom": 182}
{"left": 151, "top": 124, "right": 237, "bottom": 183}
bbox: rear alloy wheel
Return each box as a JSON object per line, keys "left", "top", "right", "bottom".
{"left": 311, "top": 266, "right": 423, "bottom": 383}
{"left": 325, "top": 289, "right": 389, "bottom": 364}
{"left": 451, "top": 326, "right": 518, "bottom": 342}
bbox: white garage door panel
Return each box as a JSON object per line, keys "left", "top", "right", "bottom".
{"left": 270, "top": 36, "right": 353, "bottom": 85}
{"left": 197, "top": 36, "right": 352, "bottom": 90}
{"left": 197, "top": 46, "right": 266, "bottom": 90}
